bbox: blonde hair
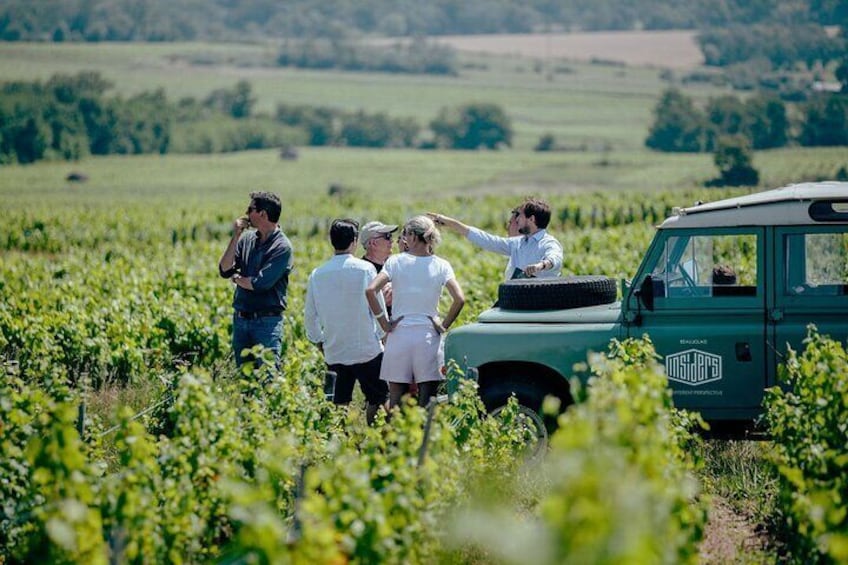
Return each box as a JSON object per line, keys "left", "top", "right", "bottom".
{"left": 404, "top": 215, "right": 441, "bottom": 250}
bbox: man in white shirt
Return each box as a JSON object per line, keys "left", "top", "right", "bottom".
{"left": 429, "top": 198, "right": 563, "bottom": 279}
{"left": 304, "top": 219, "right": 388, "bottom": 423}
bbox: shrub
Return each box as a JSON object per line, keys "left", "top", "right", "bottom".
{"left": 534, "top": 133, "right": 556, "bottom": 152}
{"left": 708, "top": 135, "right": 760, "bottom": 187}
{"left": 764, "top": 328, "right": 848, "bottom": 563}
{"left": 447, "top": 337, "right": 708, "bottom": 565}
{"left": 645, "top": 88, "right": 707, "bottom": 152}
{"left": 430, "top": 103, "right": 513, "bottom": 150}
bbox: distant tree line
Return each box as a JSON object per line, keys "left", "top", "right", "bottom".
{"left": 0, "top": 72, "right": 170, "bottom": 164}
{"left": 645, "top": 88, "right": 848, "bottom": 153}
{"left": 697, "top": 24, "right": 843, "bottom": 69}
{"left": 1, "top": 0, "right": 844, "bottom": 42}
{"left": 276, "top": 101, "right": 512, "bottom": 150}
{"left": 689, "top": 2, "right": 847, "bottom": 95}
{"left": 277, "top": 37, "right": 457, "bottom": 75}
{"left": 275, "top": 104, "right": 420, "bottom": 148}
{"left": 0, "top": 74, "right": 303, "bottom": 164}
{"left": 1, "top": 72, "right": 513, "bottom": 164}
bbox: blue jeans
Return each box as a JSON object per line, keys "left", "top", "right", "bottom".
{"left": 232, "top": 313, "right": 284, "bottom": 367}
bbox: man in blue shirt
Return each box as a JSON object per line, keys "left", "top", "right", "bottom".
{"left": 429, "top": 198, "right": 563, "bottom": 279}
{"left": 219, "top": 191, "right": 293, "bottom": 367}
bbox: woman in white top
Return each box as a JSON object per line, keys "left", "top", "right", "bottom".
{"left": 366, "top": 215, "right": 465, "bottom": 408}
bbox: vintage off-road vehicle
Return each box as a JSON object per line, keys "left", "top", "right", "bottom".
{"left": 444, "top": 182, "right": 848, "bottom": 435}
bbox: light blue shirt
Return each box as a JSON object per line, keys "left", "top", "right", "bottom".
{"left": 304, "top": 254, "right": 385, "bottom": 365}
{"left": 467, "top": 227, "right": 563, "bottom": 280}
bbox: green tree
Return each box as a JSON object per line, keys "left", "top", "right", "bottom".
{"left": 711, "top": 134, "right": 760, "bottom": 186}
{"left": 645, "top": 88, "right": 706, "bottom": 152}
{"left": 697, "top": 23, "right": 842, "bottom": 69}
{"left": 705, "top": 95, "right": 746, "bottom": 150}
{"left": 430, "top": 103, "right": 512, "bottom": 150}
{"left": 204, "top": 81, "right": 255, "bottom": 119}
{"left": 275, "top": 104, "right": 338, "bottom": 146}
{"left": 534, "top": 133, "right": 556, "bottom": 151}
{"left": 745, "top": 94, "right": 788, "bottom": 149}
{"left": 340, "top": 111, "right": 419, "bottom": 148}
{"left": 799, "top": 94, "right": 848, "bottom": 146}
{"left": 704, "top": 93, "right": 788, "bottom": 150}
{"left": 836, "top": 56, "right": 848, "bottom": 93}
{"left": 707, "top": 95, "right": 746, "bottom": 135}
{"left": 105, "top": 89, "right": 171, "bottom": 155}
{"left": 0, "top": 110, "right": 50, "bottom": 164}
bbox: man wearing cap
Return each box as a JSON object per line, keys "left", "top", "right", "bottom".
{"left": 305, "top": 219, "right": 388, "bottom": 423}
{"left": 360, "top": 220, "right": 398, "bottom": 315}
{"left": 219, "top": 191, "right": 293, "bottom": 368}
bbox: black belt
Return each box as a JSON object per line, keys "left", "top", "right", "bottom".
{"left": 236, "top": 309, "right": 282, "bottom": 319}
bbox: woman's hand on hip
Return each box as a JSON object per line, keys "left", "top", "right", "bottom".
{"left": 383, "top": 315, "right": 404, "bottom": 333}
{"left": 428, "top": 315, "right": 447, "bottom": 335}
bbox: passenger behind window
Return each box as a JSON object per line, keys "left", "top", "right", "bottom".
{"left": 712, "top": 264, "right": 757, "bottom": 297}
{"left": 712, "top": 264, "right": 737, "bottom": 286}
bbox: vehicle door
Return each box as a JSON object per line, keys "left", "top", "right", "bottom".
{"left": 630, "top": 228, "right": 766, "bottom": 418}
{"left": 772, "top": 225, "right": 848, "bottom": 379}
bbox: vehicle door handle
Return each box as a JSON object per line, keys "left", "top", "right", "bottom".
{"left": 736, "top": 342, "right": 752, "bottom": 362}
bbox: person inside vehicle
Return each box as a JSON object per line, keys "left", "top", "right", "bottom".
{"left": 712, "top": 264, "right": 737, "bottom": 285}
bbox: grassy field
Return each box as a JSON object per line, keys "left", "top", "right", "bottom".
{"left": 0, "top": 39, "right": 845, "bottom": 237}
{"left": 2, "top": 145, "right": 843, "bottom": 208}
{"left": 0, "top": 40, "right": 718, "bottom": 151}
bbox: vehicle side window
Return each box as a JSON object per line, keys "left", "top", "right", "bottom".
{"left": 651, "top": 234, "right": 758, "bottom": 298}
{"left": 785, "top": 232, "right": 848, "bottom": 296}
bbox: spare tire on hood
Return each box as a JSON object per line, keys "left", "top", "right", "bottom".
{"left": 497, "top": 275, "right": 617, "bottom": 311}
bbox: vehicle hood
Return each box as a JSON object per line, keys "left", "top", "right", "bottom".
{"left": 477, "top": 301, "right": 622, "bottom": 324}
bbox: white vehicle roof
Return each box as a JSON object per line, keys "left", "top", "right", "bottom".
{"left": 660, "top": 181, "right": 848, "bottom": 229}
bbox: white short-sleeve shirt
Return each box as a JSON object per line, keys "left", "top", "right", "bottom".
{"left": 383, "top": 253, "right": 455, "bottom": 326}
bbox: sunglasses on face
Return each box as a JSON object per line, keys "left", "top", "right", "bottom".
{"left": 372, "top": 233, "right": 392, "bottom": 241}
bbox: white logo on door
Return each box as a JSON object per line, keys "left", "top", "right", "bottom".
{"left": 665, "top": 349, "right": 722, "bottom": 386}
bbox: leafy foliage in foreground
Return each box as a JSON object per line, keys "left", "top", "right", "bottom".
{"left": 765, "top": 328, "right": 848, "bottom": 564}
{"left": 447, "top": 337, "right": 708, "bottom": 564}
{"left": 1, "top": 351, "right": 539, "bottom": 562}
{"left": 0, "top": 334, "right": 711, "bottom": 563}
{"left": 1, "top": 179, "right": 755, "bottom": 562}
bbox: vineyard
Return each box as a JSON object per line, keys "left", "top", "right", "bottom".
{"left": 2, "top": 151, "right": 847, "bottom": 563}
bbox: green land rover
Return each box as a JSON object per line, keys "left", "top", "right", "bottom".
{"left": 444, "top": 182, "right": 848, "bottom": 434}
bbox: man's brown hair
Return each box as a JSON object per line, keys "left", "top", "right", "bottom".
{"left": 521, "top": 198, "right": 552, "bottom": 229}
{"left": 712, "top": 264, "right": 737, "bottom": 285}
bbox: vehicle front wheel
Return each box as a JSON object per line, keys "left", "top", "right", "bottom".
{"left": 480, "top": 377, "right": 561, "bottom": 456}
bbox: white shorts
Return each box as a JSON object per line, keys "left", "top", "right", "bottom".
{"left": 379, "top": 324, "right": 444, "bottom": 384}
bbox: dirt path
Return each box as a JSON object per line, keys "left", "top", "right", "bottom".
{"left": 700, "top": 495, "right": 770, "bottom": 563}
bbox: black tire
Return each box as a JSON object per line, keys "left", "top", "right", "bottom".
{"left": 480, "top": 377, "right": 562, "bottom": 444}
{"left": 498, "top": 275, "right": 617, "bottom": 310}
